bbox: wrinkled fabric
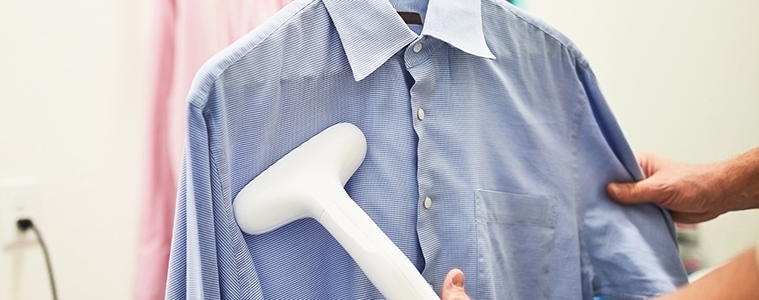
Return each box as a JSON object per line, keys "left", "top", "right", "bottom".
{"left": 137, "top": 1, "right": 291, "bottom": 299}
{"left": 166, "top": 0, "right": 687, "bottom": 299}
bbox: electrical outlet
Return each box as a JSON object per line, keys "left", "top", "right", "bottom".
{"left": 1, "top": 177, "right": 39, "bottom": 247}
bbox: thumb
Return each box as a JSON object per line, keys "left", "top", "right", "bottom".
{"left": 442, "top": 269, "right": 471, "bottom": 300}
{"left": 607, "top": 181, "right": 658, "bottom": 204}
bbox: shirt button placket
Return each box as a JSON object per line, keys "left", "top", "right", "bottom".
{"left": 408, "top": 39, "right": 433, "bottom": 226}
{"left": 416, "top": 102, "right": 429, "bottom": 211}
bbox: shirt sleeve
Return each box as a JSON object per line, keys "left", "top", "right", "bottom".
{"left": 575, "top": 60, "right": 689, "bottom": 299}
{"left": 167, "top": 101, "right": 266, "bottom": 299}
{"left": 166, "top": 104, "right": 222, "bottom": 299}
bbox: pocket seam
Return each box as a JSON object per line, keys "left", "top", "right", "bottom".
{"left": 475, "top": 189, "right": 557, "bottom": 227}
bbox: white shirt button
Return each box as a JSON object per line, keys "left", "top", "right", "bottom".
{"left": 416, "top": 108, "right": 425, "bottom": 120}
{"left": 423, "top": 196, "right": 432, "bottom": 209}
{"left": 412, "top": 42, "right": 423, "bottom": 53}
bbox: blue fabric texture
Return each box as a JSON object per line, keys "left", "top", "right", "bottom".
{"left": 166, "top": 0, "right": 688, "bottom": 299}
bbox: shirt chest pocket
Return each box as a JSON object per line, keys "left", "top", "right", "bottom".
{"left": 475, "top": 189, "right": 557, "bottom": 300}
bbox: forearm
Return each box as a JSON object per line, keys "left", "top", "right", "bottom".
{"left": 657, "top": 246, "right": 759, "bottom": 300}
{"left": 719, "top": 147, "right": 759, "bottom": 212}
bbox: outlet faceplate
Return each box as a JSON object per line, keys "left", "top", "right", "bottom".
{"left": 1, "top": 177, "right": 39, "bottom": 247}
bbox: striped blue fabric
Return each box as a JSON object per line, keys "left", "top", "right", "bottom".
{"left": 166, "top": 0, "right": 688, "bottom": 299}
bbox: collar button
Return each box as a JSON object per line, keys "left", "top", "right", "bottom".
{"left": 412, "top": 42, "right": 423, "bottom": 53}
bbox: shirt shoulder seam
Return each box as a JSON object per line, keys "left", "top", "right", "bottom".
{"left": 492, "top": 0, "right": 590, "bottom": 69}
{"left": 189, "top": 0, "right": 320, "bottom": 111}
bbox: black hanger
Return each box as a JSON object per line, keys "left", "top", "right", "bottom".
{"left": 398, "top": 11, "right": 423, "bottom": 25}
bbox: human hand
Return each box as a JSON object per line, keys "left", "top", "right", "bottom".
{"left": 606, "top": 151, "right": 729, "bottom": 223}
{"left": 441, "top": 269, "right": 472, "bottom": 300}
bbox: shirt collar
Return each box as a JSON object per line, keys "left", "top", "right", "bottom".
{"left": 322, "top": 0, "right": 496, "bottom": 81}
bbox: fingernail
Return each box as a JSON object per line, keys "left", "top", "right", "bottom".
{"left": 452, "top": 270, "right": 464, "bottom": 288}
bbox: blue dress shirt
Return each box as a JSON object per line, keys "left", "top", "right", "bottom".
{"left": 166, "top": 0, "right": 688, "bottom": 299}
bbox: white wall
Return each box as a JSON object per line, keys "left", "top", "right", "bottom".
{"left": 0, "top": 0, "right": 150, "bottom": 299}
{"left": 528, "top": 0, "right": 759, "bottom": 267}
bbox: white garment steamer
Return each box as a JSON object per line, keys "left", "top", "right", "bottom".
{"left": 233, "top": 123, "right": 439, "bottom": 300}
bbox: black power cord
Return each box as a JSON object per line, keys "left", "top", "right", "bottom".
{"left": 17, "top": 218, "right": 59, "bottom": 300}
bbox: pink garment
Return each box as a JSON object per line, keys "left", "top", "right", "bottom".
{"left": 137, "top": 1, "right": 292, "bottom": 299}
